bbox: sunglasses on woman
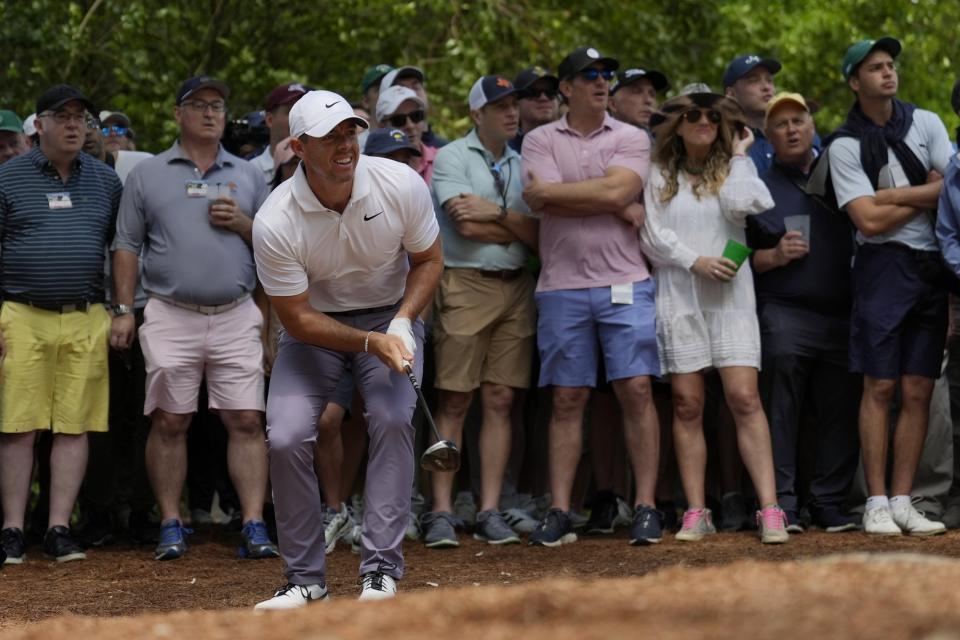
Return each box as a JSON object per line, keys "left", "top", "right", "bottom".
{"left": 683, "top": 108, "right": 722, "bottom": 125}
{"left": 387, "top": 110, "right": 426, "bottom": 128}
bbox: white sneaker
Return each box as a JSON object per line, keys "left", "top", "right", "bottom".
{"left": 254, "top": 583, "right": 329, "bottom": 611}
{"left": 323, "top": 504, "right": 352, "bottom": 554}
{"left": 863, "top": 506, "right": 902, "bottom": 536}
{"left": 892, "top": 504, "right": 947, "bottom": 536}
{"left": 359, "top": 572, "right": 397, "bottom": 601}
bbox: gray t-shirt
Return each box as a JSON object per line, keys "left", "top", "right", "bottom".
{"left": 113, "top": 141, "right": 269, "bottom": 305}
{"left": 829, "top": 108, "right": 952, "bottom": 251}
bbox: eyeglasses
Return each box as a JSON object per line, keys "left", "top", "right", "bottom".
{"left": 519, "top": 88, "right": 559, "bottom": 100}
{"left": 577, "top": 68, "right": 616, "bottom": 82}
{"left": 683, "top": 108, "right": 723, "bottom": 125}
{"left": 387, "top": 110, "right": 425, "bottom": 128}
{"left": 181, "top": 99, "right": 226, "bottom": 113}
{"left": 102, "top": 125, "right": 129, "bottom": 137}
{"left": 40, "top": 111, "right": 87, "bottom": 125}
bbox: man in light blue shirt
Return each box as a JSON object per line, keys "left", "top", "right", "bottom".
{"left": 422, "top": 75, "right": 539, "bottom": 548}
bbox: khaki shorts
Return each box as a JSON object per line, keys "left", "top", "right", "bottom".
{"left": 432, "top": 268, "right": 536, "bottom": 392}
{"left": 0, "top": 302, "right": 110, "bottom": 434}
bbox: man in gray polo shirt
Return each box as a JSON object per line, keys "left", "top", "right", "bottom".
{"left": 111, "top": 76, "right": 274, "bottom": 561}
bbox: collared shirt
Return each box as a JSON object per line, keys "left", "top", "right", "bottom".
{"left": 0, "top": 148, "right": 121, "bottom": 304}
{"left": 522, "top": 113, "right": 651, "bottom": 292}
{"left": 253, "top": 155, "right": 439, "bottom": 313}
{"left": 113, "top": 141, "right": 269, "bottom": 305}
{"left": 747, "top": 160, "right": 855, "bottom": 315}
{"left": 829, "top": 108, "right": 952, "bottom": 251}
{"left": 748, "top": 127, "right": 775, "bottom": 174}
{"left": 431, "top": 128, "right": 531, "bottom": 269}
{"left": 250, "top": 145, "right": 274, "bottom": 184}
{"left": 936, "top": 152, "right": 960, "bottom": 276}
{"left": 416, "top": 144, "right": 438, "bottom": 185}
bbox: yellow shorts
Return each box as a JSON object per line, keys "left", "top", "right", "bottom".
{"left": 0, "top": 301, "right": 110, "bottom": 434}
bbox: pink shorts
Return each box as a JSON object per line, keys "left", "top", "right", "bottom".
{"left": 139, "top": 297, "right": 265, "bottom": 415}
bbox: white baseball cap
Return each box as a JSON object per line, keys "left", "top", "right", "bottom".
{"left": 375, "top": 85, "right": 426, "bottom": 124}
{"left": 22, "top": 113, "right": 37, "bottom": 137}
{"left": 288, "top": 90, "right": 369, "bottom": 139}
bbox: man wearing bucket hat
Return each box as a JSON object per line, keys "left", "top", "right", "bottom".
{"left": 826, "top": 37, "right": 953, "bottom": 536}
{"left": 746, "top": 92, "right": 861, "bottom": 534}
{"left": 252, "top": 90, "right": 441, "bottom": 607}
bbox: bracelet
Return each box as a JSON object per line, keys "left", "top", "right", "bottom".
{"left": 363, "top": 330, "right": 373, "bottom": 353}
{"left": 497, "top": 205, "right": 508, "bottom": 222}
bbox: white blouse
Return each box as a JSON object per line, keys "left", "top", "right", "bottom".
{"left": 640, "top": 156, "right": 774, "bottom": 374}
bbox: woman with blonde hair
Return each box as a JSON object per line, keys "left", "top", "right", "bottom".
{"left": 640, "top": 90, "right": 788, "bottom": 544}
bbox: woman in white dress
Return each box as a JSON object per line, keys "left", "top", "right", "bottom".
{"left": 640, "top": 92, "right": 788, "bottom": 544}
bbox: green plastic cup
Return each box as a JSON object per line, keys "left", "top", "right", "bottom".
{"left": 721, "top": 239, "right": 752, "bottom": 271}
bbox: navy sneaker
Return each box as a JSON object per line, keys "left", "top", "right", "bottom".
{"left": 629, "top": 504, "right": 663, "bottom": 545}
{"left": 43, "top": 526, "right": 87, "bottom": 562}
{"left": 815, "top": 507, "right": 858, "bottom": 533}
{"left": 785, "top": 510, "right": 805, "bottom": 534}
{"left": 240, "top": 519, "right": 280, "bottom": 559}
{"left": 2, "top": 527, "right": 26, "bottom": 564}
{"left": 529, "top": 508, "right": 577, "bottom": 547}
{"left": 154, "top": 519, "right": 192, "bottom": 561}
{"left": 421, "top": 511, "right": 459, "bottom": 549}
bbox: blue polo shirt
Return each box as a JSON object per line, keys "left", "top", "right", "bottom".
{"left": 746, "top": 159, "right": 855, "bottom": 316}
{"left": 0, "top": 148, "right": 121, "bottom": 304}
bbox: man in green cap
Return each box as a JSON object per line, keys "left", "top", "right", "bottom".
{"left": 826, "top": 36, "right": 953, "bottom": 536}
{"left": 360, "top": 64, "right": 394, "bottom": 114}
{"left": 0, "top": 110, "right": 27, "bottom": 165}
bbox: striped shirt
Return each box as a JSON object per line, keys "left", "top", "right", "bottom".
{"left": 0, "top": 148, "right": 122, "bottom": 304}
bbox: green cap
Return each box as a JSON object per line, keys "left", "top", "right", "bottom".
{"left": 0, "top": 109, "right": 23, "bottom": 133}
{"left": 841, "top": 37, "right": 901, "bottom": 79}
{"left": 361, "top": 64, "right": 394, "bottom": 93}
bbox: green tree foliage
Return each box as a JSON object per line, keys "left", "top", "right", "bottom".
{"left": 0, "top": 0, "right": 955, "bottom": 151}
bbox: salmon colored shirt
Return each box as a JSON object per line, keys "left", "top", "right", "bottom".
{"left": 522, "top": 114, "right": 651, "bottom": 292}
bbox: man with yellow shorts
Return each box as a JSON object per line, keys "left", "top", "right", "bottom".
{"left": 0, "top": 84, "right": 121, "bottom": 564}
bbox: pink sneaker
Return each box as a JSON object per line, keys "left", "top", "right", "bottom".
{"left": 675, "top": 508, "right": 716, "bottom": 542}
{"left": 756, "top": 505, "right": 789, "bottom": 544}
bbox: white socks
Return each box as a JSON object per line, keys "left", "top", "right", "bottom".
{"left": 866, "top": 495, "right": 911, "bottom": 513}
{"left": 865, "top": 495, "right": 890, "bottom": 512}
{"left": 889, "top": 495, "right": 912, "bottom": 514}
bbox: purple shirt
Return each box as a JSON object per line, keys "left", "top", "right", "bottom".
{"left": 522, "top": 113, "right": 651, "bottom": 292}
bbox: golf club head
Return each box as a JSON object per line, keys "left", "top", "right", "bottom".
{"left": 420, "top": 440, "right": 461, "bottom": 472}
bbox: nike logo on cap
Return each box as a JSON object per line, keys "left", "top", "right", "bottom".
{"left": 363, "top": 211, "right": 383, "bottom": 221}
{"left": 325, "top": 101, "right": 339, "bottom": 108}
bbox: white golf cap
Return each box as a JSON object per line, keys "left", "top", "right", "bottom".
{"left": 375, "top": 85, "right": 426, "bottom": 124}
{"left": 288, "top": 90, "right": 369, "bottom": 139}
{"left": 22, "top": 113, "right": 37, "bottom": 136}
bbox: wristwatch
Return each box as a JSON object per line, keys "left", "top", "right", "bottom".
{"left": 111, "top": 303, "right": 133, "bottom": 316}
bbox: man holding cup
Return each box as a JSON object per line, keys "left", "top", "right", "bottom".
{"left": 746, "top": 92, "right": 861, "bottom": 533}
{"left": 111, "top": 76, "right": 275, "bottom": 561}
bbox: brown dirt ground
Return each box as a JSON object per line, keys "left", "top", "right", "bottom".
{"left": 4, "top": 527, "right": 960, "bottom": 639}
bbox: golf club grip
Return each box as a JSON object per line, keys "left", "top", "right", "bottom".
{"left": 405, "top": 366, "right": 444, "bottom": 443}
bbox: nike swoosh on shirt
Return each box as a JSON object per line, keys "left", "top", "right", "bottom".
{"left": 363, "top": 211, "right": 383, "bottom": 221}
{"left": 325, "top": 101, "right": 340, "bottom": 108}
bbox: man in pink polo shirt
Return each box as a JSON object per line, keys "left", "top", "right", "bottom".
{"left": 522, "top": 46, "right": 661, "bottom": 547}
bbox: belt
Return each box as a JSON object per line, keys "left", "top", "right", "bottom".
{"left": 2, "top": 294, "right": 100, "bottom": 313}
{"left": 152, "top": 292, "right": 252, "bottom": 315}
{"left": 475, "top": 268, "right": 524, "bottom": 281}
{"left": 325, "top": 301, "right": 402, "bottom": 317}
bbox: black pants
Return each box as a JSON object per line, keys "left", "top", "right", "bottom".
{"left": 759, "top": 303, "right": 861, "bottom": 515}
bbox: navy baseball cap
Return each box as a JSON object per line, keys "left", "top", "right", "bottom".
{"left": 364, "top": 127, "right": 422, "bottom": 157}
{"left": 176, "top": 76, "right": 230, "bottom": 105}
{"left": 468, "top": 75, "right": 518, "bottom": 110}
{"left": 514, "top": 66, "right": 559, "bottom": 92}
{"left": 611, "top": 68, "right": 669, "bottom": 95}
{"left": 558, "top": 47, "right": 618, "bottom": 80}
{"left": 722, "top": 54, "right": 782, "bottom": 88}
{"left": 36, "top": 84, "right": 96, "bottom": 115}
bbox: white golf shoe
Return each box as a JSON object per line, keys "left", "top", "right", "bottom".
{"left": 891, "top": 504, "right": 946, "bottom": 536}
{"left": 863, "top": 506, "right": 902, "bottom": 536}
{"left": 254, "top": 583, "right": 329, "bottom": 611}
{"left": 359, "top": 571, "right": 397, "bottom": 601}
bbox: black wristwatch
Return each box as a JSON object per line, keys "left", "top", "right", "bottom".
{"left": 111, "top": 303, "right": 133, "bottom": 316}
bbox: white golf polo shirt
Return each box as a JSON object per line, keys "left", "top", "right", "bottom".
{"left": 253, "top": 155, "right": 439, "bottom": 313}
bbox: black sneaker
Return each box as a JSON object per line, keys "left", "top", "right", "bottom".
{"left": 814, "top": 506, "right": 859, "bottom": 533}
{"left": 529, "top": 508, "right": 577, "bottom": 547}
{"left": 629, "top": 504, "right": 663, "bottom": 545}
{"left": 78, "top": 508, "right": 115, "bottom": 547}
{"left": 1, "top": 527, "right": 26, "bottom": 564}
{"left": 585, "top": 491, "right": 629, "bottom": 534}
{"left": 43, "top": 526, "right": 87, "bottom": 562}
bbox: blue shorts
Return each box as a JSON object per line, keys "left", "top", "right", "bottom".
{"left": 535, "top": 280, "right": 660, "bottom": 387}
{"left": 849, "top": 243, "right": 947, "bottom": 379}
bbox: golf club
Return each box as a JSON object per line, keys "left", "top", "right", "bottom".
{"left": 404, "top": 362, "right": 461, "bottom": 472}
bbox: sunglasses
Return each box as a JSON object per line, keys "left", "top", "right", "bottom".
{"left": 102, "top": 125, "right": 129, "bottom": 137}
{"left": 387, "top": 110, "right": 426, "bottom": 128}
{"left": 577, "top": 68, "right": 616, "bottom": 82}
{"left": 519, "top": 88, "right": 558, "bottom": 100}
{"left": 683, "top": 108, "right": 722, "bottom": 125}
